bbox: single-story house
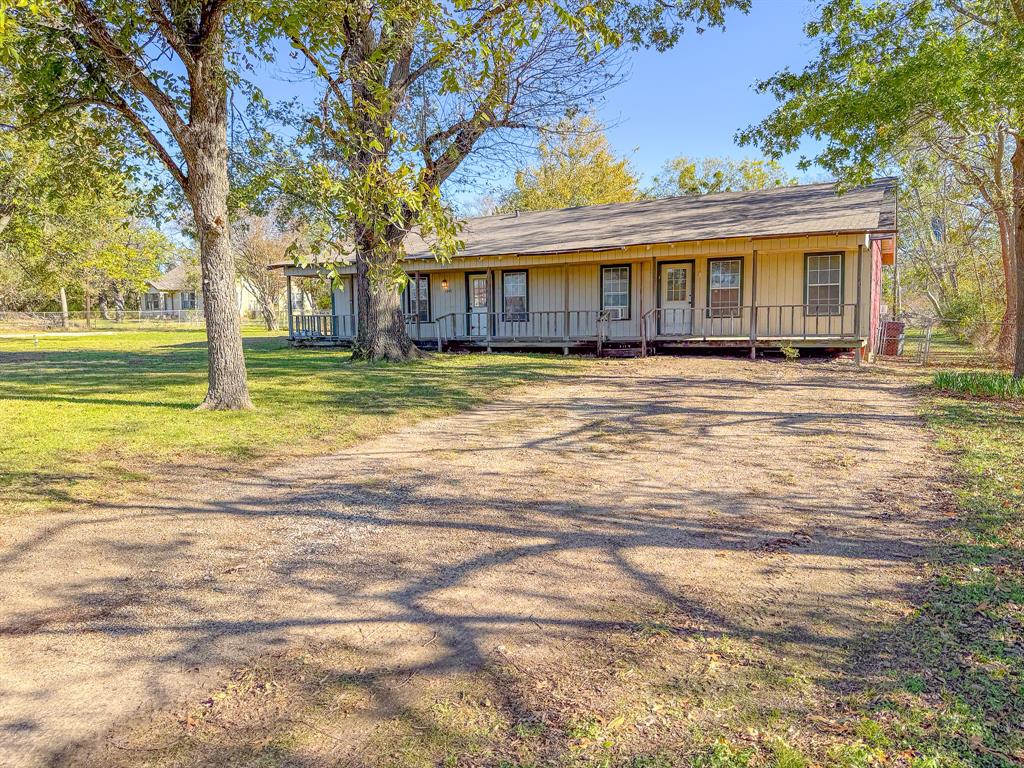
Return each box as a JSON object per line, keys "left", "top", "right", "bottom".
{"left": 143, "top": 264, "right": 199, "bottom": 312}
{"left": 275, "top": 178, "right": 897, "bottom": 359}
{"left": 143, "top": 263, "right": 286, "bottom": 318}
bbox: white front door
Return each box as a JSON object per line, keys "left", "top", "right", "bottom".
{"left": 467, "top": 274, "right": 489, "bottom": 336}
{"left": 659, "top": 262, "right": 694, "bottom": 335}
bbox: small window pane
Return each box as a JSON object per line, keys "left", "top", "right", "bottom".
{"left": 407, "top": 276, "right": 430, "bottom": 321}
{"left": 503, "top": 271, "right": 528, "bottom": 321}
{"left": 666, "top": 268, "right": 688, "bottom": 302}
{"left": 709, "top": 260, "right": 742, "bottom": 317}
{"left": 602, "top": 266, "right": 630, "bottom": 319}
{"left": 805, "top": 254, "right": 843, "bottom": 315}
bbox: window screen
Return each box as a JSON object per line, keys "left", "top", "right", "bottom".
{"left": 805, "top": 253, "right": 843, "bottom": 315}
{"left": 405, "top": 275, "right": 430, "bottom": 322}
{"left": 601, "top": 266, "right": 630, "bottom": 320}
{"left": 709, "top": 259, "right": 742, "bottom": 317}
{"left": 502, "top": 271, "right": 527, "bottom": 321}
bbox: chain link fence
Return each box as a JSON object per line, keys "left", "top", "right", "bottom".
{"left": 874, "top": 312, "right": 1008, "bottom": 368}
{"left": 0, "top": 310, "right": 286, "bottom": 333}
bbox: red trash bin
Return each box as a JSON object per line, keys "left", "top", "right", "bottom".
{"left": 881, "top": 321, "right": 905, "bottom": 356}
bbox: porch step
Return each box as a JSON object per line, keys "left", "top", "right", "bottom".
{"left": 601, "top": 347, "right": 644, "bottom": 358}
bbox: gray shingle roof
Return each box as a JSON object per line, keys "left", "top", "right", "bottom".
{"left": 146, "top": 263, "right": 193, "bottom": 291}
{"left": 269, "top": 178, "right": 896, "bottom": 269}
{"left": 403, "top": 178, "right": 897, "bottom": 260}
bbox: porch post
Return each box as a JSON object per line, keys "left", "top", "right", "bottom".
{"left": 651, "top": 254, "right": 657, "bottom": 344}
{"left": 414, "top": 271, "right": 422, "bottom": 341}
{"left": 329, "top": 274, "right": 337, "bottom": 337}
{"left": 562, "top": 263, "right": 569, "bottom": 354}
{"left": 855, "top": 243, "right": 864, "bottom": 365}
{"left": 286, "top": 275, "right": 293, "bottom": 338}
{"left": 748, "top": 248, "right": 758, "bottom": 360}
{"left": 486, "top": 268, "right": 493, "bottom": 350}
{"left": 638, "top": 260, "right": 644, "bottom": 349}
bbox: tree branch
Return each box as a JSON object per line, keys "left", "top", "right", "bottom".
{"left": 397, "top": 0, "right": 518, "bottom": 91}
{"left": 70, "top": 0, "right": 190, "bottom": 144}
{"left": 145, "top": 0, "right": 195, "bottom": 68}
{"left": 101, "top": 95, "right": 188, "bottom": 190}
{"left": 290, "top": 37, "right": 351, "bottom": 112}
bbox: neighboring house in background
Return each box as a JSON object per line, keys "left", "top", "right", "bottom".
{"left": 143, "top": 264, "right": 199, "bottom": 312}
{"left": 273, "top": 179, "right": 898, "bottom": 361}
{"left": 143, "top": 263, "right": 285, "bottom": 318}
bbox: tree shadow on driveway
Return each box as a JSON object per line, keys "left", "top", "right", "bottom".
{"left": 0, "top": 358, "right": 946, "bottom": 767}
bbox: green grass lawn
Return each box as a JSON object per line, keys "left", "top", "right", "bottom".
{"left": 0, "top": 329, "right": 585, "bottom": 517}
{"left": 813, "top": 391, "right": 1023, "bottom": 768}
{"left": 933, "top": 370, "right": 1024, "bottom": 400}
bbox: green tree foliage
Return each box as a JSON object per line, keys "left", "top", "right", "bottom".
{"left": 648, "top": 155, "right": 796, "bottom": 197}
{"left": 268, "top": 0, "right": 751, "bottom": 361}
{"left": 896, "top": 144, "right": 1007, "bottom": 343}
{"left": 1, "top": 0, "right": 268, "bottom": 407}
{"left": 738, "top": 0, "right": 1024, "bottom": 375}
{"left": 496, "top": 116, "right": 640, "bottom": 212}
{"left": 0, "top": 104, "right": 169, "bottom": 312}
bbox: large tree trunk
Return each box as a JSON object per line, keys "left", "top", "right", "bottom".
{"left": 1013, "top": 137, "right": 1024, "bottom": 379}
{"left": 98, "top": 290, "right": 111, "bottom": 321}
{"left": 351, "top": 252, "right": 422, "bottom": 362}
{"left": 185, "top": 33, "right": 253, "bottom": 410}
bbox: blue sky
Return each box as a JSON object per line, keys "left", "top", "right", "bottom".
{"left": 252, "top": 1, "right": 824, "bottom": 186}
{"left": 595, "top": 0, "right": 824, "bottom": 185}
{"left": 598, "top": 0, "right": 823, "bottom": 183}
{"left": 243, "top": 0, "right": 825, "bottom": 215}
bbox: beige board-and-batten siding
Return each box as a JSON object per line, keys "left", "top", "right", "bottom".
{"left": 397, "top": 233, "right": 872, "bottom": 342}
{"left": 285, "top": 232, "right": 872, "bottom": 343}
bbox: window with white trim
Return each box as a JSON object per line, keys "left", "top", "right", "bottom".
{"left": 182, "top": 291, "right": 197, "bottom": 310}
{"left": 404, "top": 275, "right": 430, "bottom": 322}
{"left": 143, "top": 293, "right": 160, "bottom": 311}
{"left": 708, "top": 259, "right": 742, "bottom": 317}
{"left": 601, "top": 265, "right": 630, "bottom": 320}
{"left": 805, "top": 253, "right": 843, "bottom": 315}
{"left": 502, "top": 271, "right": 527, "bottom": 321}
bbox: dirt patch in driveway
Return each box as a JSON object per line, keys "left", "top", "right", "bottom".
{"left": 0, "top": 356, "right": 945, "bottom": 766}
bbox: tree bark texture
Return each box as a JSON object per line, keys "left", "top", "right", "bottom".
{"left": 113, "top": 284, "right": 125, "bottom": 321}
{"left": 351, "top": 251, "right": 422, "bottom": 362}
{"left": 994, "top": 207, "right": 1018, "bottom": 361}
{"left": 183, "top": 31, "right": 253, "bottom": 410}
{"left": 258, "top": 297, "right": 278, "bottom": 331}
{"left": 98, "top": 291, "right": 111, "bottom": 321}
{"left": 58, "top": 285, "right": 69, "bottom": 328}
{"left": 1013, "top": 136, "right": 1024, "bottom": 378}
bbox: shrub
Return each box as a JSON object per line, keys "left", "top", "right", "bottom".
{"left": 780, "top": 343, "right": 800, "bottom": 361}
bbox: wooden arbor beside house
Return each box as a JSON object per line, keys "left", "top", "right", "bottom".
{"left": 273, "top": 179, "right": 897, "bottom": 361}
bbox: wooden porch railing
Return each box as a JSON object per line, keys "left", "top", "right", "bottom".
{"left": 433, "top": 310, "right": 611, "bottom": 350}
{"left": 639, "top": 303, "right": 859, "bottom": 355}
{"left": 290, "top": 313, "right": 357, "bottom": 339}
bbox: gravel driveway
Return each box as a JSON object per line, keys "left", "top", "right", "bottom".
{"left": 0, "top": 356, "right": 941, "bottom": 766}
